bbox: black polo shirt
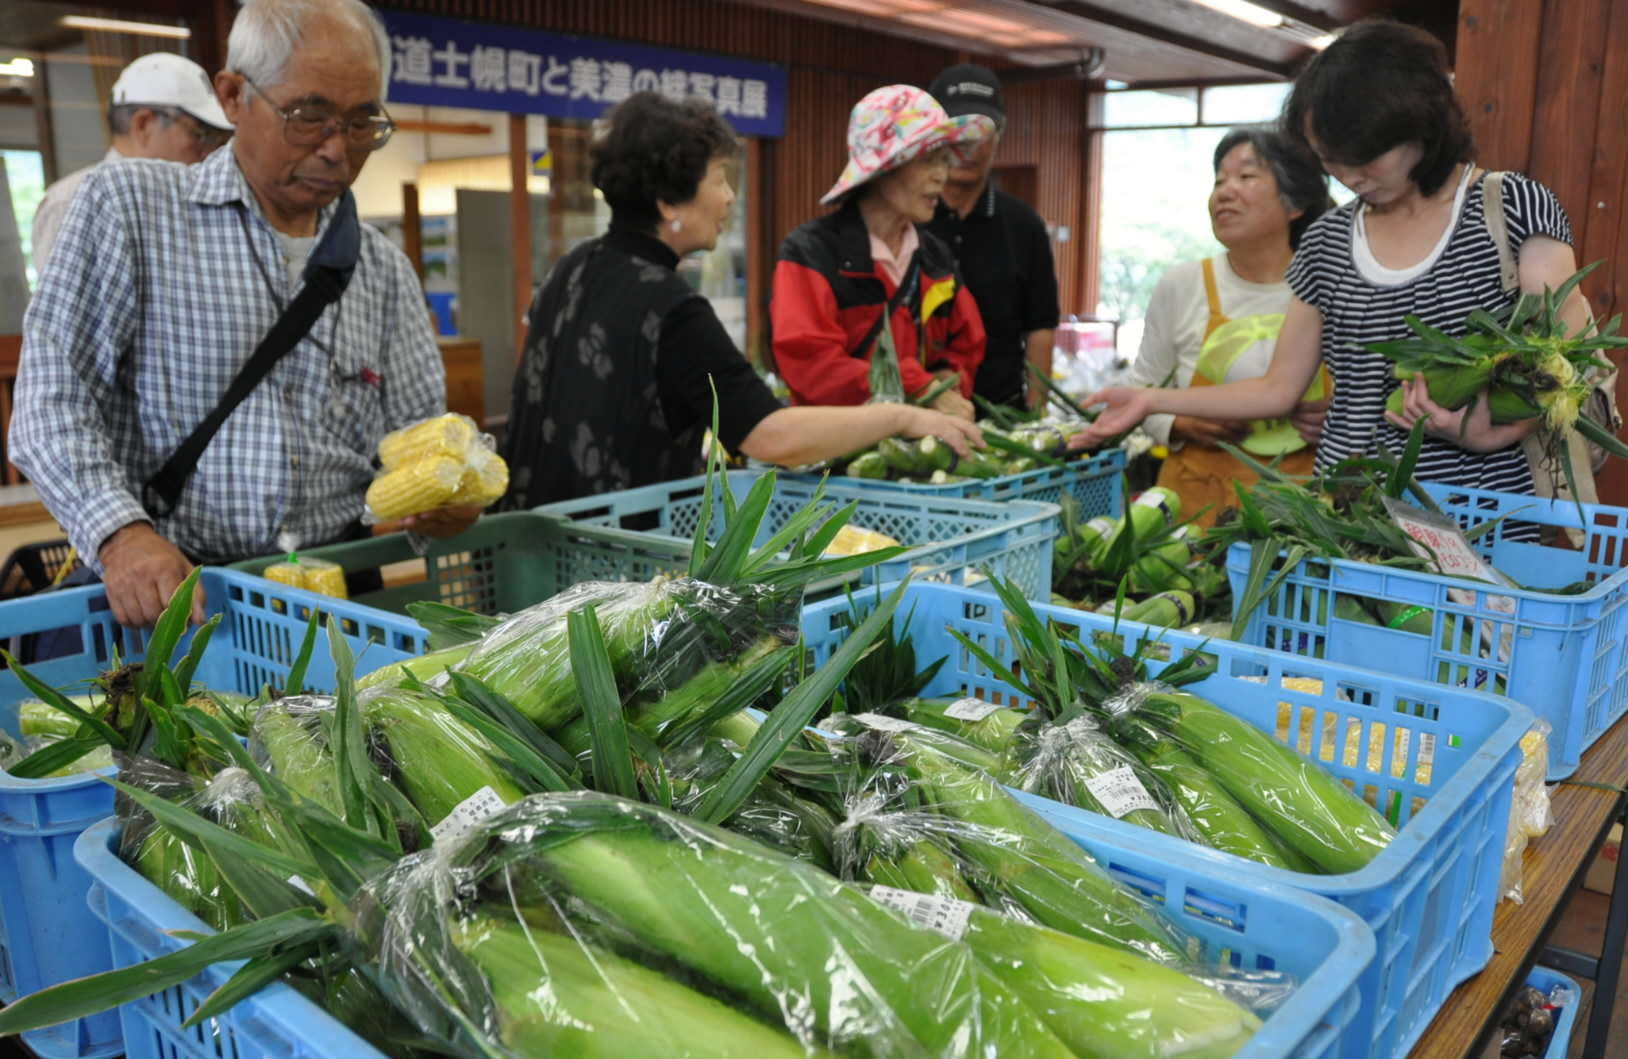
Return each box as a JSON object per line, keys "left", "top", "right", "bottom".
{"left": 927, "top": 181, "right": 1061, "bottom": 408}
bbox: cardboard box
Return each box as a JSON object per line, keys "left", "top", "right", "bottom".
{"left": 1584, "top": 822, "right": 1622, "bottom": 895}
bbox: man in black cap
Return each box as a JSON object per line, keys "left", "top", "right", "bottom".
{"left": 926, "top": 64, "right": 1061, "bottom": 413}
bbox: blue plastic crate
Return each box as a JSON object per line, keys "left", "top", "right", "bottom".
{"left": 802, "top": 582, "right": 1532, "bottom": 1059}
{"left": 1225, "top": 483, "right": 1628, "bottom": 779}
{"left": 1527, "top": 966, "right": 1582, "bottom": 1058}
{"left": 76, "top": 804, "right": 1370, "bottom": 1059}
{"left": 789, "top": 446, "right": 1126, "bottom": 512}
{"left": 0, "top": 570, "right": 425, "bottom": 1059}
{"left": 538, "top": 469, "right": 1061, "bottom": 599}
{"left": 76, "top": 818, "right": 387, "bottom": 1059}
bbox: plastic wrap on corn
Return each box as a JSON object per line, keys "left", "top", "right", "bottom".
{"left": 366, "top": 454, "right": 465, "bottom": 521}
{"left": 354, "top": 791, "right": 1091, "bottom": 1058}
{"left": 1501, "top": 720, "right": 1554, "bottom": 904}
{"left": 450, "top": 445, "right": 509, "bottom": 507}
{"left": 823, "top": 524, "right": 902, "bottom": 558}
{"left": 366, "top": 412, "right": 511, "bottom": 522}
{"left": 263, "top": 556, "right": 348, "bottom": 600}
{"left": 377, "top": 412, "right": 479, "bottom": 470}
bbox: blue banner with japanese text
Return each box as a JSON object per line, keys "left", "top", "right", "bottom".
{"left": 380, "top": 11, "right": 787, "bottom": 137}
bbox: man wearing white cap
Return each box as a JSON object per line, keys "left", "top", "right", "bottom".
{"left": 31, "top": 52, "right": 233, "bottom": 268}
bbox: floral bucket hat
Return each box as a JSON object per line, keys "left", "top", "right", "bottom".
{"left": 821, "top": 84, "right": 996, "bottom": 205}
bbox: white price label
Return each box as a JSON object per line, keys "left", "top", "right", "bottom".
{"left": 286, "top": 875, "right": 315, "bottom": 897}
{"left": 1381, "top": 498, "right": 1504, "bottom": 585}
{"left": 943, "top": 698, "right": 1002, "bottom": 723}
{"left": 869, "top": 885, "right": 974, "bottom": 940}
{"left": 431, "top": 785, "right": 510, "bottom": 847}
{"left": 1084, "top": 517, "right": 1116, "bottom": 540}
{"left": 1134, "top": 490, "right": 1170, "bottom": 513}
{"left": 1418, "top": 732, "right": 1437, "bottom": 769}
{"left": 1083, "top": 766, "right": 1159, "bottom": 819}
{"left": 852, "top": 712, "right": 915, "bottom": 733}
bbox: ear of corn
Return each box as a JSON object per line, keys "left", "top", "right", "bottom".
{"left": 1111, "top": 689, "right": 1396, "bottom": 874}
{"left": 449, "top": 447, "right": 509, "bottom": 508}
{"left": 378, "top": 413, "right": 479, "bottom": 471}
{"left": 529, "top": 794, "right": 1076, "bottom": 1057}
{"left": 360, "top": 687, "right": 525, "bottom": 825}
{"left": 859, "top": 885, "right": 1263, "bottom": 1059}
{"left": 452, "top": 915, "right": 819, "bottom": 1059}
{"left": 896, "top": 733, "right": 1196, "bottom": 966}
{"left": 1129, "top": 739, "right": 1295, "bottom": 869}
{"left": 365, "top": 454, "right": 465, "bottom": 520}
{"left": 900, "top": 697, "right": 1025, "bottom": 755}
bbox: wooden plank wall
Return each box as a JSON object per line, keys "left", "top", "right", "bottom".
{"left": 994, "top": 79, "right": 1094, "bottom": 316}
{"left": 1457, "top": 0, "right": 1628, "bottom": 503}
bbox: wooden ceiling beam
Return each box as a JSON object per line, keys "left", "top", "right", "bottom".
{"left": 1037, "top": 1, "right": 1299, "bottom": 77}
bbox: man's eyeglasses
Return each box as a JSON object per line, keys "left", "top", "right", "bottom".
{"left": 241, "top": 74, "right": 394, "bottom": 150}
{"left": 156, "top": 108, "right": 232, "bottom": 151}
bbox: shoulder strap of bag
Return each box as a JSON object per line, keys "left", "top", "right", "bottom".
{"left": 852, "top": 255, "right": 922, "bottom": 360}
{"left": 1481, "top": 171, "right": 1519, "bottom": 294}
{"left": 142, "top": 192, "right": 363, "bottom": 518}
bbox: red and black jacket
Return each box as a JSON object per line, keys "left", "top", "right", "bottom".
{"left": 770, "top": 201, "right": 985, "bottom": 406}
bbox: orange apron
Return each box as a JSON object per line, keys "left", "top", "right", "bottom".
{"left": 1156, "top": 259, "right": 1326, "bottom": 527}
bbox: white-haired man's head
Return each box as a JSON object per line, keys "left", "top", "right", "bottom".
{"left": 216, "top": 0, "right": 395, "bottom": 234}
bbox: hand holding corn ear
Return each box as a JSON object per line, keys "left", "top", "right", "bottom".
{"left": 1384, "top": 372, "right": 1538, "bottom": 453}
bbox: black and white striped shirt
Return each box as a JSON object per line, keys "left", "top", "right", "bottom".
{"left": 1287, "top": 171, "right": 1572, "bottom": 494}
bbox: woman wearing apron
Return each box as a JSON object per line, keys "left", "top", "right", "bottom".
{"left": 1129, "top": 128, "right": 1332, "bottom": 526}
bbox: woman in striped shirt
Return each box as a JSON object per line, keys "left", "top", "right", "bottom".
{"left": 1072, "top": 19, "right": 1589, "bottom": 498}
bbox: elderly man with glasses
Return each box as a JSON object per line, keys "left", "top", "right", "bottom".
{"left": 31, "top": 52, "right": 234, "bottom": 268}
{"left": 11, "top": 0, "right": 475, "bottom": 628}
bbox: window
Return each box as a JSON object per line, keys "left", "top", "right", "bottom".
{"left": 1093, "top": 83, "right": 1348, "bottom": 357}
{"left": 1, "top": 150, "right": 45, "bottom": 286}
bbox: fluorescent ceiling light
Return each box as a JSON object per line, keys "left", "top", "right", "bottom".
{"left": 1307, "top": 32, "right": 1337, "bottom": 49}
{"left": 59, "top": 16, "right": 191, "bottom": 40}
{"left": 0, "top": 58, "right": 34, "bottom": 78}
{"left": 1190, "top": 0, "right": 1283, "bottom": 29}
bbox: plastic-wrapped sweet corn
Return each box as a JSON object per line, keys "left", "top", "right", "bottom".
{"left": 377, "top": 413, "right": 479, "bottom": 471}
{"left": 262, "top": 556, "right": 349, "bottom": 600}
{"left": 450, "top": 445, "right": 509, "bottom": 507}
{"left": 823, "top": 525, "right": 902, "bottom": 558}
{"left": 366, "top": 454, "right": 465, "bottom": 520}
{"left": 299, "top": 557, "right": 349, "bottom": 600}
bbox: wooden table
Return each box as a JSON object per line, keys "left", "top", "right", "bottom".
{"left": 1409, "top": 710, "right": 1628, "bottom": 1058}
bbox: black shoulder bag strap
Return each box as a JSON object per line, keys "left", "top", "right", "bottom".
{"left": 142, "top": 192, "right": 363, "bottom": 517}
{"left": 850, "top": 254, "right": 922, "bottom": 360}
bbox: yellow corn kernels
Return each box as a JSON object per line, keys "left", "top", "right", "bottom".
{"left": 263, "top": 558, "right": 350, "bottom": 599}
{"left": 450, "top": 447, "right": 510, "bottom": 508}
{"left": 377, "top": 413, "right": 478, "bottom": 471}
{"left": 366, "top": 454, "right": 465, "bottom": 520}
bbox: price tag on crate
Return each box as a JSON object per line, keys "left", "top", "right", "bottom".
{"left": 1083, "top": 765, "right": 1159, "bottom": 819}
{"left": 943, "top": 698, "right": 1002, "bottom": 722}
{"left": 1382, "top": 497, "right": 1508, "bottom": 585}
{"left": 868, "top": 885, "right": 974, "bottom": 940}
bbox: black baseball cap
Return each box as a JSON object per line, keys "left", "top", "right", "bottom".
{"left": 929, "top": 64, "right": 1005, "bottom": 125}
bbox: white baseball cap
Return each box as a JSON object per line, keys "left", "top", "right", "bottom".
{"left": 112, "top": 53, "right": 232, "bottom": 131}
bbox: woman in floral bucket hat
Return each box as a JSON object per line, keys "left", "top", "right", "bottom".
{"left": 771, "top": 85, "right": 996, "bottom": 418}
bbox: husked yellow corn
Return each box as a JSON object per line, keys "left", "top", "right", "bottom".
{"left": 262, "top": 558, "right": 350, "bottom": 599}
{"left": 366, "top": 454, "right": 464, "bottom": 519}
{"left": 822, "top": 525, "right": 902, "bottom": 558}
{"left": 264, "top": 562, "right": 305, "bottom": 589}
{"left": 377, "top": 413, "right": 478, "bottom": 471}
{"left": 450, "top": 447, "right": 509, "bottom": 507}
{"left": 299, "top": 558, "right": 349, "bottom": 600}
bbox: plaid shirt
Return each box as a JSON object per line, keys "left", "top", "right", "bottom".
{"left": 11, "top": 146, "right": 445, "bottom": 568}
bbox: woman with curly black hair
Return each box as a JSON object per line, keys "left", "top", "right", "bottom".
{"left": 500, "top": 92, "right": 981, "bottom": 507}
